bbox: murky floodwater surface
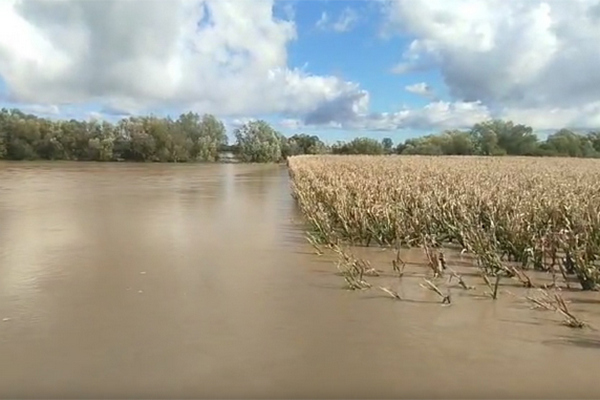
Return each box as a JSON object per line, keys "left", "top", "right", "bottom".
{"left": 0, "top": 162, "right": 599, "bottom": 398}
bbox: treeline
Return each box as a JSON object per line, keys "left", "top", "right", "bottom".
{"left": 332, "top": 120, "right": 600, "bottom": 158}
{"left": 1, "top": 108, "right": 600, "bottom": 162}
{"left": 0, "top": 108, "right": 229, "bottom": 162}
{"left": 0, "top": 108, "right": 327, "bottom": 163}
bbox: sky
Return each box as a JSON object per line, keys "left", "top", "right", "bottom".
{"left": 1, "top": 0, "right": 600, "bottom": 144}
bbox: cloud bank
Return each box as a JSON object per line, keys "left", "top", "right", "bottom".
{"left": 0, "top": 0, "right": 599, "bottom": 132}
{"left": 384, "top": 0, "right": 600, "bottom": 130}
{"left": 0, "top": 0, "right": 367, "bottom": 124}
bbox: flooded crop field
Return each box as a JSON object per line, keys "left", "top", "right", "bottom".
{"left": 0, "top": 160, "right": 599, "bottom": 398}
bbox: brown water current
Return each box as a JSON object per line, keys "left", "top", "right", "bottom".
{"left": 1, "top": 162, "right": 600, "bottom": 398}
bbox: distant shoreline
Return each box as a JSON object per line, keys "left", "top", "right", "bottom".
{"left": 0, "top": 157, "right": 294, "bottom": 166}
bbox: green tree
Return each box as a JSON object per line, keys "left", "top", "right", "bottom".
{"left": 469, "top": 120, "right": 537, "bottom": 156}
{"left": 235, "top": 120, "right": 283, "bottom": 163}
{"left": 36, "top": 121, "right": 66, "bottom": 160}
{"left": 382, "top": 137, "right": 393, "bottom": 154}
{"left": 444, "top": 130, "right": 476, "bottom": 155}
{"left": 587, "top": 131, "right": 600, "bottom": 153}
{"left": 332, "top": 137, "right": 384, "bottom": 155}
{"left": 285, "top": 134, "right": 327, "bottom": 157}
{"left": 0, "top": 108, "right": 235, "bottom": 163}
{"left": 177, "top": 113, "right": 226, "bottom": 161}
{"left": 401, "top": 135, "right": 444, "bottom": 155}
{"left": 4, "top": 117, "right": 41, "bottom": 160}
{"left": 470, "top": 120, "right": 502, "bottom": 155}
{"left": 543, "top": 129, "right": 598, "bottom": 158}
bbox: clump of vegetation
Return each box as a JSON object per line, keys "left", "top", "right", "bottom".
{"left": 289, "top": 155, "right": 600, "bottom": 293}
{"left": 330, "top": 244, "right": 373, "bottom": 290}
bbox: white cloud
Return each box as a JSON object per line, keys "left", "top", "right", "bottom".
{"left": 18, "top": 103, "right": 61, "bottom": 116}
{"left": 316, "top": 7, "right": 359, "bottom": 33}
{"left": 3, "top": 0, "right": 599, "bottom": 134}
{"left": 228, "top": 117, "right": 258, "bottom": 130}
{"left": 342, "top": 100, "right": 491, "bottom": 131}
{"left": 315, "top": 12, "right": 329, "bottom": 30}
{"left": 279, "top": 118, "right": 304, "bottom": 130}
{"left": 296, "top": 95, "right": 491, "bottom": 132}
{"left": 405, "top": 82, "right": 433, "bottom": 97}
{"left": 278, "top": 0, "right": 296, "bottom": 21}
{"left": 390, "top": 63, "right": 412, "bottom": 74}
{"left": 383, "top": 0, "right": 600, "bottom": 129}
{"left": 501, "top": 102, "right": 600, "bottom": 130}
{"left": 333, "top": 8, "right": 359, "bottom": 32}
{"left": 0, "top": 0, "right": 367, "bottom": 125}
{"left": 87, "top": 111, "right": 105, "bottom": 121}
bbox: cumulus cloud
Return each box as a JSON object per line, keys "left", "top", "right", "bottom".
{"left": 333, "top": 8, "right": 360, "bottom": 32}
{"left": 279, "top": 118, "right": 304, "bottom": 130}
{"left": 228, "top": 117, "right": 259, "bottom": 130}
{"left": 304, "top": 89, "right": 370, "bottom": 126}
{"left": 3, "top": 0, "right": 599, "bottom": 133}
{"left": 383, "top": 0, "right": 600, "bottom": 129}
{"left": 18, "top": 103, "right": 61, "bottom": 116}
{"left": 405, "top": 82, "right": 435, "bottom": 98}
{"left": 0, "top": 0, "right": 368, "bottom": 125}
{"left": 343, "top": 101, "right": 491, "bottom": 131}
{"left": 0, "top": 0, "right": 484, "bottom": 133}
{"left": 501, "top": 102, "right": 600, "bottom": 131}
{"left": 316, "top": 8, "right": 359, "bottom": 33}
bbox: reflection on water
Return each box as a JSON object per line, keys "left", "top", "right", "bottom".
{"left": 0, "top": 161, "right": 599, "bottom": 398}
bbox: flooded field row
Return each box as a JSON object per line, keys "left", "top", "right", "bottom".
{"left": 0, "top": 161, "right": 599, "bottom": 398}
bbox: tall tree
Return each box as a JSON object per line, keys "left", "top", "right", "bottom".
{"left": 234, "top": 120, "right": 284, "bottom": 163}
{"left": 382, "top": 137, "right": 393, "bottom": 154}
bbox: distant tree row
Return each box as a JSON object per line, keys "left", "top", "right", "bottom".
{"left": 332, "top": 120, "right": 600, "bottom": 158}
{"left": 0, "top": 108, "right": 230, "bottom": 162}
{"left": 396, "top": 120, "right": 600, "bottom": 158}
{"left": 0, "top": 108, "right": 330, "bottom": 163}
{"left": 328, "top": 121, "right": 600, "bottom": 158}
{"left": 1, "top": 108, "right": 600, "bottom": 162}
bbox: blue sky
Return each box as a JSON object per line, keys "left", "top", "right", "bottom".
{"left": 277, "top": 1, "right": 447, "bottom": 109}
{"left": 1, "top": 0, "right": 599, "bottom": 144}
{"left": 264, "top": 0, "right": 452, "bottom": 143}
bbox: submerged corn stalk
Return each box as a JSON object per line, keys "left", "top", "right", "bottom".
{"left": 525, "top": 289, "right": 588, "bottom": 328}
{"left": 378, "top": 286, "right": 402, "bottom": 300}
{"left": 482, "top": 273, "right": 501, "bottom": 299}
{"left": 420, "top": 279, "right": 451, "bottom": 304}
{"left": 331, "top": 244, "right": 373, "bottom": 290}
{"left": 447, "top": 267, "right": 474, "bottom": 290}
{"left": 391, "top": 247, "right": 406, "bottom": 278}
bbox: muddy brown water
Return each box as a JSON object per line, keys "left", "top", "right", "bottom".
{"left": 1, "top": 162, "right": 600, "bottom": 399}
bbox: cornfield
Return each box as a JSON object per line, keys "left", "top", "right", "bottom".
{"left": 288, "top": 155, "right": 600, "bottom": 292}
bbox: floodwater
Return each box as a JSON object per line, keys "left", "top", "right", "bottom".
{"left": 0, "top": 162, "right": 599, "bottom": 399}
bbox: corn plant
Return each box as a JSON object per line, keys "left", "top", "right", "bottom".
{"left": 288, "top": 155, "right": 600, "bottom": 291}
